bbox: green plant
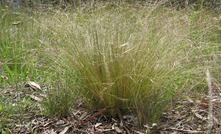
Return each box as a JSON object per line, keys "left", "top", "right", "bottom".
{"left": 1, "top": 1, "right": 217, "bottom": 128}
{"left": 0, "top": 8, "right": 52, "bottom": 131}
{"left": 0, "top": 9, "right": 52, "bottom": 86}
{"left": 42, "top": 3, "right": 221, "bottom": 126}
{"left": 43, "top": 74, "right": 77, "bottom": 117}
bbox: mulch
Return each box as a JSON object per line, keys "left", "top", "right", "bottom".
{"left": 2, "top": 81, "right": 221, "bottom": 134}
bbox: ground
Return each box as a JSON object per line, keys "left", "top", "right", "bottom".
{"left": 1, "top": 81, "right": 221, "bottom": 134}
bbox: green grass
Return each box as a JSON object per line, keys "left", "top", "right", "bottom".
{"left": 43, "top": 73, "right": 77, "bottom": 117}
{"left": 0, "top": 2, "right": 220, "bottom": 131}
{"left": 0, "top": 10, "right": 50, "bottom": 86}
{"left": 0, "top": 7, "right": 51, "bottom": 132}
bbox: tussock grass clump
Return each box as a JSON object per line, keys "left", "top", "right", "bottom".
{"left": 41, "top": 3, "right": 221, "bottom": 125}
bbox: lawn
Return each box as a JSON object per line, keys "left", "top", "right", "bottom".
{"left": 0, "top": 1, "right": 221, "bottom": 133}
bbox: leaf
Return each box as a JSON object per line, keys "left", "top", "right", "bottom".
{"left": 30, "top": 95, "right": 43, "bottom": 102}
{"left": 12, "top": 21, "right": 22, "bottom": 25}
{"left": 95, "top": 123, "right": 102, "bottom": 128}
{"left": 59, "top": 126, "right": 70, "bottom": 134}
{"left": 25, "top": 81, "right": 41, "bottom": 90}
{"left": 184, "top": 96, "right": 194, "bottom": 103}
{"left": 114, "top": 126, "right": 123, "bottom": 133}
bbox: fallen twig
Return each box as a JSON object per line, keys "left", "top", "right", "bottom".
{"left": 78, "top": 107, "right": 113, "bottom": 126}
{"left": 166, "top": 127, "right": 205, "bottom": 133}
